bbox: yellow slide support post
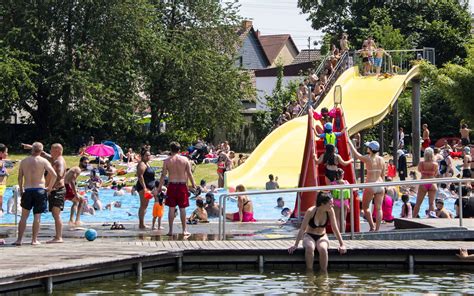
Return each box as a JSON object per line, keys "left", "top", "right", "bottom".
{"left": 226, "top": 66, "right": 420, "bottom": 189}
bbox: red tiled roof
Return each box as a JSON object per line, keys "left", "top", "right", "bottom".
{"left": 258, "top": 34, "right": 298, "bottom": 64}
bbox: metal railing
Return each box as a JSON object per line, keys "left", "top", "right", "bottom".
{"left": 218, "top": 177, "right": 468, "bottom": 240}
{"left": 297, "top": 51, "right": 349, "bottom": 117}
{"left": 352, "top": 48, "right": 435, "bottom": 75}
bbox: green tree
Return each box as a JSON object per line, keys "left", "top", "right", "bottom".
{"left": 298, "top": 0, "right": 471, "bottom": 65}
{"left": 0, "top": 45, "right": 36, "bottom": 118}
{"left": 421, "top": 44, "right": 474, "bottom": 125}
{"left": 139, "top": 0, "right": 253, "bottom": 145}
{"left": 1, "top": 0, "right": 150, "bottom": 144}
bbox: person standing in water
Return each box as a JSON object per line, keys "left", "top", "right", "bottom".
{"left": 14, "top": 142, "right": 57, "bottom": 246}
{"left": 349, "top": 140, "right": 385, "bottom": 231}
{"left": 412, "top": 148, "right": 439, "bottom": 218}
{"left": 157, "top": 142, "right": 196, "bottom": 236}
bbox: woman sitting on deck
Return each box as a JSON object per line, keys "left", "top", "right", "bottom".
{"left": 349, "top": 140, "right": 385, "bottom": 232}
{"left": 316, "top": 144, "right": 353, "bottom": 185}
{"left": 226, "top": 184, "right": 256, "bottom": 222}
{"left": 412, "top": 147, "right": 439, "bottom": 218}
{"left": 288, "top": 192, "right": 346, "bottom": 272}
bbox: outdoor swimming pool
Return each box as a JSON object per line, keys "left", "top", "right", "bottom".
{"left": 42, "top": 269, "right": 474, "bottom": 295}
{"left": 0, "top": 187, "right": 459, "bottom": 224}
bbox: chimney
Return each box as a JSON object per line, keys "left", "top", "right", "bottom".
{"left": 242, "top": 20, "right": 253, "bottom": 30}
{"left": 256, "top": 30, "right": 260, "bottom": 38}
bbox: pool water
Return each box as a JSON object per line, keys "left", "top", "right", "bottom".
{"left": 44, "top": 269, "right": 474, "bottom": 295}
{"left": 0, "top": 187, "right": 457, "bottom": 224}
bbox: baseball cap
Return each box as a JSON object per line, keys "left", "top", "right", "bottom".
{"left": 365, "top": 141, "right": 380, "bottom": 151}
{"left": 464, "top": 146, "right": 471, "bottom": 154}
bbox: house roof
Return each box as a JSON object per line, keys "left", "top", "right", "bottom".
{"left": 291, "top": 49, "right": 322, "bottom": 64}
{"left": 236, "top": 21, "right": 271, "bottom": 67}
{"left": 258, "top": 34, "right": 299, "bottom": 64}
{"left": 254, "top": 61, "right": 317, "bottom": 77}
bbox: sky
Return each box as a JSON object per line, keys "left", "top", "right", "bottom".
{"left": 237, "top": 0, "right": 474, "bottom": 51}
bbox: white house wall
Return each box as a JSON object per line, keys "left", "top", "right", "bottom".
{"left": 255, "top": 76, "right": 304, "bottom": 110}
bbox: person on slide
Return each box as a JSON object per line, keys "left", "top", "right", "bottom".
{"left": 349, "top": 140, "right": 385, "bottom": 232}
{"left": 315, "top": 144, "right": 353, "bottom": 185}
{"left": 313, "top": 107, "right": 336, "bottom": 126}
{"left": 315, "top": 123, "right": 346, "bottom": 148}
{"left": 412, "top": 148, "right": 439, "bottom": 218}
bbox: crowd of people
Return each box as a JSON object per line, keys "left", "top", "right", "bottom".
{"left": 275, "top": 33, "right": 392, "bottom": 129}
{"left": 275, "top": 34, "right": 350, "bottom": 128}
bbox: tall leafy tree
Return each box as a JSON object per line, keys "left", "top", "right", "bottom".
{"left": 139, "top": 0, "right": 253, "bottom": 142}
{"left": 421, "top": 44, "right": 474, "bottom": 125}
{"left": 0, "top": 44, "right": 36, "bottom": 119}
{"left": 1, "top": 0, "right": 151, "bottom": 143}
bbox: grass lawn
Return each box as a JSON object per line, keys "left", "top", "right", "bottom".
{"left": 5, "top": 153, "right": 218, "bottom": 187}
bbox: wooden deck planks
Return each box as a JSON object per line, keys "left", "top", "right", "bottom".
{"left": 1, "top": 239, "right": 474, "bottom": 288}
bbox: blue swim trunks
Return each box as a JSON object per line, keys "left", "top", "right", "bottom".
{"left": 374, "top": 57, "right": 383, "bottom": 67}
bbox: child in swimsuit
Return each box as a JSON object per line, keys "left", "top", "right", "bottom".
{"left": 313, "top": 107, "right": 337, "bottom": 127}
{"left": 316, "top": 144, "right": 353, "bottom": 185}
{"left": 330, "top": 169, "right": 351, "bottom": 229}
{"left": 226, "top": 184, "right": 256, "bottom": 222}
{"left": 187, "top": 197, "right": 208, "bottom": 224}
{"left": 400, "top": 194, "right": 412, "bottom": 218}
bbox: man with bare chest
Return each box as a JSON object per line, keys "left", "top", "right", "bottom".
{"left": 14, "top": 142, "right": 57, "bottom": 246}
{"left": 157, "top": 142, "right": 196, "bottom": 236}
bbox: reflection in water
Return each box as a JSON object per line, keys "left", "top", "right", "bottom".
{"left": 49, "top": 269, "right": 474, "bottom": 295}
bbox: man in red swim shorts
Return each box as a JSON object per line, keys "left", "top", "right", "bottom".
{"left": 422, "top": 124, "right": 431, "bottom": 151}
{"left": 157, "top": 141, "right": 196, "bottom": 236}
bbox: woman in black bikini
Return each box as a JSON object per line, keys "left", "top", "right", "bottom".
{"left": 136, "top": 148, "right": 156, "bottom": 229}
{"left": 316, "top": 144, "right": 353, "bottom": 185}
{"left": 288, "top": 192, "right": 346, "bottom": 272}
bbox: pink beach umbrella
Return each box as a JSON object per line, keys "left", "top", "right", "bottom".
{"left": 85, "top": 144, "right": 115, "bottom": 157}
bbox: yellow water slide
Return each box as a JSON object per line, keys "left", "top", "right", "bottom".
{"left": 226, "top": 66, "right": 420, "bottom": 189}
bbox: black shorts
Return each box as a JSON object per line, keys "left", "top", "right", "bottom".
{"left": 21, "top": 188, "right": 48, "bottom": 214}
{"left": 463, "top": 169, "right": 472, "bottom": 178}
{"left": 362, "top": 57, "right": 369, "bottom": 63}
{"left": 462, "top": 138, "right": 470, "bottom": 146}
{"left": 49, "top": 187, "right": 66, "bottom": 211}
